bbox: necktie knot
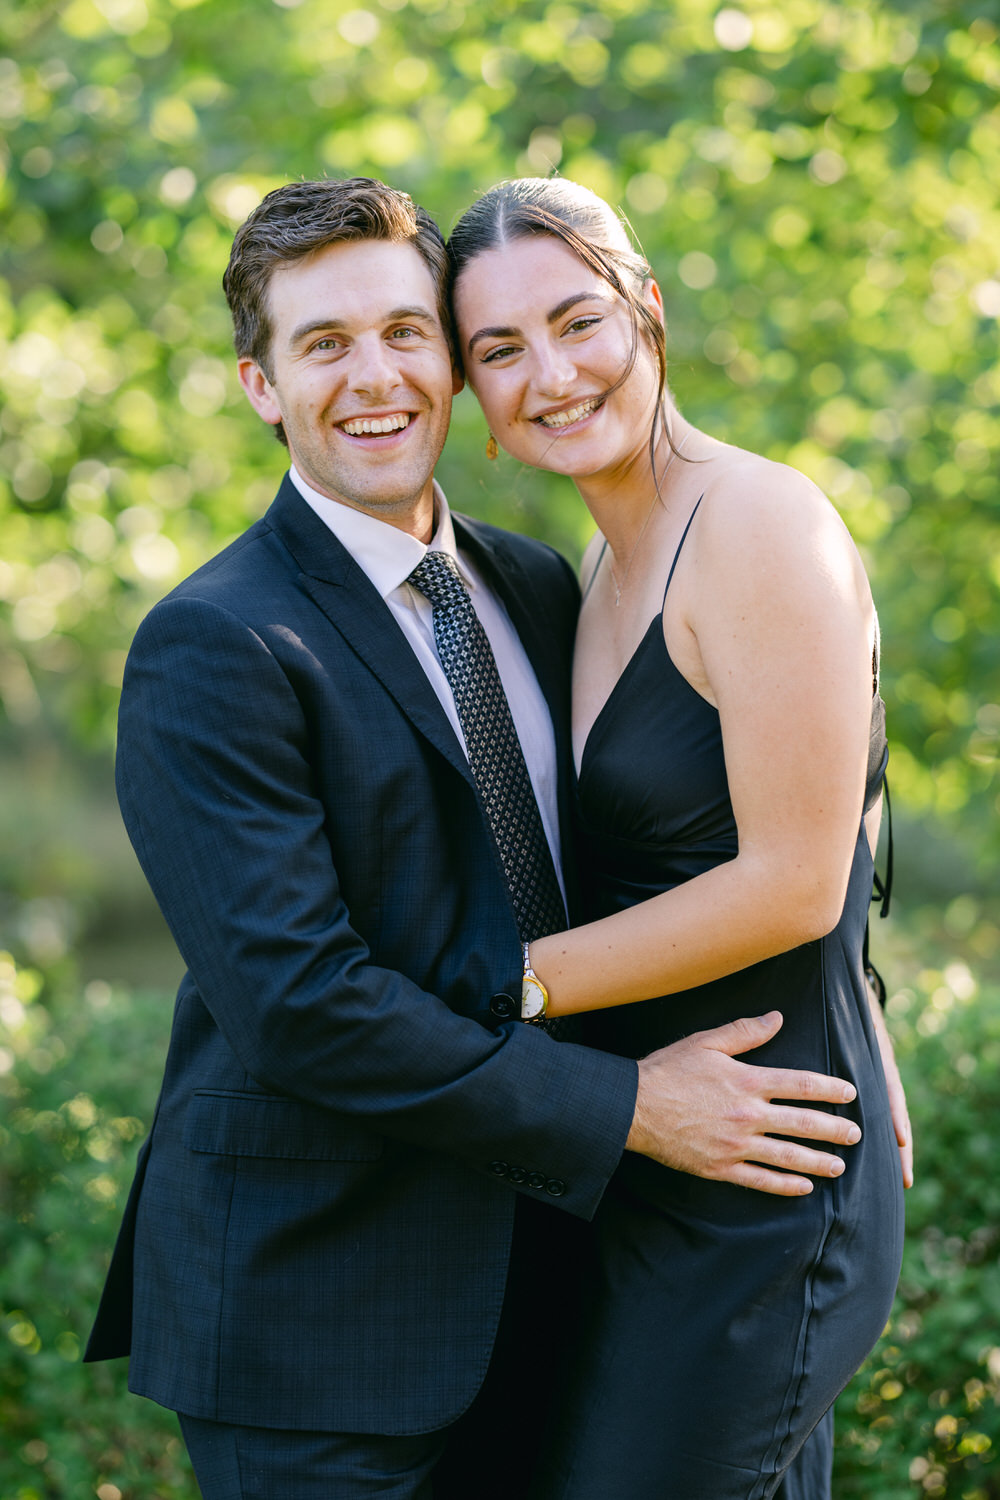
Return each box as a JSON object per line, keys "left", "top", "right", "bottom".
{"left": 407, "top": 551, "right": 467, "bottom": 612}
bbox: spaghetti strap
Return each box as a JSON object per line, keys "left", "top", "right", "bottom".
{"left": 582, "top": 538, "right": 610, "bottom": 603}
{"left": 661, "top": 494, "right": 705, "bottom": 607}
{"left": 585, "top": 496, "right": 704, "bottom": 609}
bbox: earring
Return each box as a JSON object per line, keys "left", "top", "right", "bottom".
{"left": 486, "top": 433, "right": 498, "bottom": 461}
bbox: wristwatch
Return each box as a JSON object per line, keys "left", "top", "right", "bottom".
{"left": 521, "top": 942, "right": 549, "bottom": 1023}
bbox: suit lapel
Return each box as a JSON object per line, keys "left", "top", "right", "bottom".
{"left": 264, "top": 479, "right": 475, "bottom": 788}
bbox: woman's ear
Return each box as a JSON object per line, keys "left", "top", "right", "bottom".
{"left": 643, "top": 277, "right": 665, "bottom": 327}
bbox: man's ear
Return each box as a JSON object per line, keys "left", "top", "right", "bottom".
{"left": 238, "top": 358, "right": 283, "bottom": 427}
{"left": 451, "top": 364, "right": 465, "bottom": 396}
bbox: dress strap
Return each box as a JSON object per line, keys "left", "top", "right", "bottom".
{"left": 662, "top": 494, "right": 705, "bottom": 607}
{"left": 863, "top": 783, "right": 893, "bottom": 1007}
{"left": 872, "top": 609, "right": 881, "bottom": 695}
{"left": 581, "top": 538, "right": 609, "bottom": 603}
{"left": 872, "top": 774, "right": 893, "bottom": 920}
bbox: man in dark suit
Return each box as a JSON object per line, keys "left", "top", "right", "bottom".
{"left": 85, "top": 178, "right": 862, "bottom": 1498}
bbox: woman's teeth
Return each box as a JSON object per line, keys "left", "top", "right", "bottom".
{"left": 538, "top": 398, "right": 601, "bottom": 429}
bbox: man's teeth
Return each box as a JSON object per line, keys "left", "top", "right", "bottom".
{"left": 341, "top": 414, "right": 411, "bottom": 436}
{"left": 538, "top": 398, "right": 600, "bottom": 429}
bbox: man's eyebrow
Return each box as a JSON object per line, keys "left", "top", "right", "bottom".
{"left": 465, "top": 290, "right": 614, "bottom": 354}
{"left": 288, "top": 306, "right": 439, "bottom": 347}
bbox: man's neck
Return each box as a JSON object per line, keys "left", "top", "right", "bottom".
{"left": 289, "top": 465, "right": 437, "bottom": 543}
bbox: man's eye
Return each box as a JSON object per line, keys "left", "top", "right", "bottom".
{"left": 313, "top": 338, "right": 340, "bottom": 351}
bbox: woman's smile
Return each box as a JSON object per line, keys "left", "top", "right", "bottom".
{"left": 533, "top": 395, "right": 606, "bottom": 429}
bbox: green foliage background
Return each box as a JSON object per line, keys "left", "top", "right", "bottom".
{"left": 1, "top": 0, "right": 998, "bottom": 1495}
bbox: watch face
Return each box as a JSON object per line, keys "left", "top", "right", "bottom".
{"left": 521, "top": 976, "right": 548, "bottom": 1020}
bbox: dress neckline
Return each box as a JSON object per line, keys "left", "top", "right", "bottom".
{"left": 574, "top": 496, "right": 706, "bottom": 779}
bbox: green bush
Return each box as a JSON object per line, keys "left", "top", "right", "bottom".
{"left": 3, "top": 934, "right": 1000, "bottom": 1497}
{"left": 0, "top": 952, "right": 192, "bottom": 1499}
{"left": 833, "top": 918, "right": 1000, "bottom": 1494}
{"left": 834, "top": 937, "right": 1000, "bottom": 1498}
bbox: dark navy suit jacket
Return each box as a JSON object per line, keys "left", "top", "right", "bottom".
{"left": 85, "top": 476, "right": 636, "bottom": 1434}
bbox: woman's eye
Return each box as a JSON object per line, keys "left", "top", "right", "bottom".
{"left": 480, "top": 344, "right": 518, "bottom": 364}
{"left": 567, "top": 316, "right": 602, "bottom": 335}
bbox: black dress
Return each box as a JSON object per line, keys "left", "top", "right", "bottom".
{"left": 532, "top": 508, "right": 904, "bottom": 1500}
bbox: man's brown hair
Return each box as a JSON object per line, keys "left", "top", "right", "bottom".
{"left": 224, "top": 177, "right": 453, "bottom": 380}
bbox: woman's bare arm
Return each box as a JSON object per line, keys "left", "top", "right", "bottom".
{"left": 535, "top": 467, "right": 877, "bottom": 1013}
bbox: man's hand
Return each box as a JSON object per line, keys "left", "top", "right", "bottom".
{"left": 626, "top": 1011, "right": 861, "bottom": 1197}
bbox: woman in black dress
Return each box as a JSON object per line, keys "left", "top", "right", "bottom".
{"left": 448, "top": 178, "right": 910, "bottom": 1500}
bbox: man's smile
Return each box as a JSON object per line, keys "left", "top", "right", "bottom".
{"left": 339, "top": 412, "right": 413, "bottom": 438}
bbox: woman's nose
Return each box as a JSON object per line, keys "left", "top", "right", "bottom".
{"left": 531, "top": 342, "right": 575, "bottom": 398}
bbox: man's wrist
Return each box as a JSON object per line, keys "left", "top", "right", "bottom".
{"left": 625, "top": 1058, "right": 652, "bottom": 1156}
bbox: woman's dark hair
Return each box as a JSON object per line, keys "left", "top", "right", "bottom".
{"left": 447, "top": 178, "right": 672, "bottom": 447}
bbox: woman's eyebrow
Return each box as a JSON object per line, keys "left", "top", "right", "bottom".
{"left": 546, "top": 289, "right": 614, "bottom": 324}
{"left": 466, "top": 290, "right": 613, "bottom": 354}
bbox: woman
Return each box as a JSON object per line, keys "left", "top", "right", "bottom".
{"left": 447, "top": 178, "right": 910, "bottom": 1500}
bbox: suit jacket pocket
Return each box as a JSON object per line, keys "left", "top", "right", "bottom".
{"left": 185, "top": 1090, "right": 384, "bottom": 1161}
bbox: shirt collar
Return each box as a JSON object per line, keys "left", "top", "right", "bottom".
{"left": 288, "top": 466, "right": 476, "bottom": 600}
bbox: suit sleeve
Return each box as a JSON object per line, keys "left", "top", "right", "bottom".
{"left": 116, "top": 594, "right": 637, "bottom": 1219}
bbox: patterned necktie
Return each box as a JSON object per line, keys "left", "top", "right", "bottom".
{"left": 406, "top": 551, "right": 568, "bottom": 960}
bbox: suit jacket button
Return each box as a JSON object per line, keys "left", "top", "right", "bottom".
{"left": 545, "top": 1178, "right": 567, "bottom": 1197}
{"left": 490, "top": 993, "right": 516, "bottom": 1019}
{"left": 488, "top": 1160, "right": 510, "bottom": 1177}
{"left": 528, "top": 1172, "right": 546, "bottom": 1190}
{"left": 507, "top": 1166, "right": 527, "bottom": 1185}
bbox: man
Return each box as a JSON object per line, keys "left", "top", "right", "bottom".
{"left": 85, "top": 178, "right": 862, "bottom": 1498}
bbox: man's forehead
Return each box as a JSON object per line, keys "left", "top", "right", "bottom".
{"left": 269, "top": 238, "right": 436, "bottom": 305}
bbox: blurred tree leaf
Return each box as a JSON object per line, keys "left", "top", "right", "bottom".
{"left": 0, "top": 0, "right": 997, "bottom": 867}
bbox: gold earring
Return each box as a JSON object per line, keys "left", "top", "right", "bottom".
{"left": 486, "top": 433, "right": 499, "bottom": 461}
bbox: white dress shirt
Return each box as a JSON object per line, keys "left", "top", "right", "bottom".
{"left": 289, "top": 467, "right": 565, "bottom": 894}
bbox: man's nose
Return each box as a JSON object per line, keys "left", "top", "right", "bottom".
{"left": 347, "top": 335, "right": 401, "bottom": 397}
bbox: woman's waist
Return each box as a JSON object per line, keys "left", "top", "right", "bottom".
{"left": 579, "top": 840, "right": 735, "bottom": 912}
{"left": 579, "top": 946, "right": 826, "bottom": 1059}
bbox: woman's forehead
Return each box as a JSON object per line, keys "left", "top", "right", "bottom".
{"left": 454, "top": 234, "right": 617, "bottom": 312}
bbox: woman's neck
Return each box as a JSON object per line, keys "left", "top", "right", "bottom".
{"left": 578, "top": 411, "right": 689, "bottom": 562}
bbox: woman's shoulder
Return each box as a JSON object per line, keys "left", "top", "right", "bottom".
{"left": 692, "top": 441, "right": 854, "bottom": 562}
